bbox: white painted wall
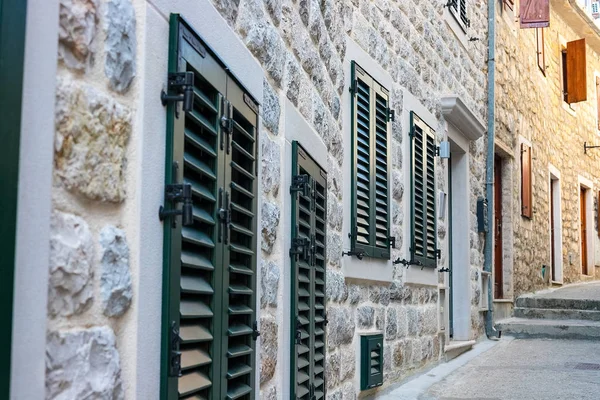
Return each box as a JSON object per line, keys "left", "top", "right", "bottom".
{"left": 11, "top": 0, "right": 59, "bottom": 398}
{"left": 548, "top": 165, "right": 563, "bottom": 283}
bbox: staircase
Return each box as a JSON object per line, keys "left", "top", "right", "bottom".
{"left": 496, "top": 283, "right": 600, "bottom": 340}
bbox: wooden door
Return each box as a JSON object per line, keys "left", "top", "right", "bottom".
{"left": 550, "top": 180, "right": 556, "bottom": 281}
{"left": 494, "top": 156, "right": 503, "bottom": 299}
{"left": 581, "top": 188, "right": 588, "bottom": 275}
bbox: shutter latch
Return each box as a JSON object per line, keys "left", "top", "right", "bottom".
{"left": 168, "top": 321, "right": 182, "bottom": 377}
{"left": 387, "top": 108, "right": 395, "bottom": 122}
{"left": 252, "top": 320, "right": 261, "bottom": 341}
{"left": 159, "top": 162, "right": 194, "bottom": 227}
{"left": 389, "top": 236, "right": 396, "bottom": 249}
{"left": 290, "top": 237, "right": 311, "bottom": 261}
{"left": 220, "top": 98, "right": 233, "bottom": 153}
{"left": 290, "top": 174, "right": 313, "bottom": 198}
{"left": 161, "top": 72, "right": 194, "bottom": 116}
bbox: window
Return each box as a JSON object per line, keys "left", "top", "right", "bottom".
{"left": 536, "top": 28, "right": 545, "bottom": 75}
{"left": 290, "top": 141, "right": 327, "bottom": 400}
{"left": 161, "top": 16, "right": 259, "bottom": 400}
{"left": 562, "top": 39, "right": 588, "bottom": 104}
{"left": 349, "top": 61, "right": 393, "bottom": 260}
{"left": 410, "top": 112, "right": 437, "bottom": 268}
{"left": 449, "top": 0, "right": 469, "bottom": 32}
{"left": 521, "top": 143, "right": 532, "bottom": 219}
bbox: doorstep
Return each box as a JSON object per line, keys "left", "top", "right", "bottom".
{"left": 444, "top": 340, "right": 476, "bottom": 361}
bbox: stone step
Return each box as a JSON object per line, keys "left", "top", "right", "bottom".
{"left": 514, "top": 307, "right": 600, "bottom": 321}
{"left": 496, "top": 318, "right": 600, "bottom": 340}
{"left": 515, "top": 296, "right": 600, "bottom": 311}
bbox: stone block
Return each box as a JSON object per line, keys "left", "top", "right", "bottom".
{"left": 46, "top": 326, "right": 123, "bottom": 399}
{"left": 325, "top": 351, "right": 340, "bottom": 389}
{"left": 356, "top": 306, "right": 374, "bottom": 328}
{"left": 260, "top": 201, "right": 280, "bottom": 254}
{"left": 328, "top": 307, "right": 354, "bottom": 347}
{"left": 54, "top": 78, "right": 132, "bottom": 202}
{"left": 104, "top": 0, "right": 136, "bottom": 93}
{"left": 260, "top": 260, "right": 279, "bottom": 308}
{"left": 260, "top": 315, "right": 278, "bottom": 384}
{"left": 48, "top": 211, "right": 94, "bottom": 317}
{"left": 58, "top": 0, "right": 97, "bottom": 71}
{"left": 99, "top": 226, "right": 132, "bottom": 317}
{"left": 342, "top": 381, "right": 356, "bottom": 400}
{"left": 326, "top": 269, "right": 348, "bottom": 303}
{"left": 385, "top": 307, "right": 397, "bottom": 340}
{"left": 340, "top": 347, "right": 355, "bottom": 381}
{"left": 262, "top": 79, "right": 281, "bottom": 134}
{"left": 261, "top": 136, "right": 281, "bottom": 196}
{"left": 326, "top": 232, "right": 342, "bottom": 268}
{"left": 348, "top": 284, "right": 363, "bottom": 305}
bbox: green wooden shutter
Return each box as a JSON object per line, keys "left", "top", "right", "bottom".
{"left": 162, "top": 15, "right": 258, "bottom": 400}
{"left": 350, "top": 62, "right": 391, "bottom": 260}
{"left": 410, "top": 112, "right": 437, "bottom": 268}
{"left": 360, "top": 334, "right": 383, "bottom": 390}
{"left": 290, "top": 141, "right": 327, "bottom": 400}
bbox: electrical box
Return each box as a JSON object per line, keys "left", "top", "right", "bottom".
{"left": 477, "top": 197, "right": 488, "bottom": 233}
{"left": 360, "top": 334, "right": 383, "bottom": 390}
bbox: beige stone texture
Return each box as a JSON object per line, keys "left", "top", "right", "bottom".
{"left": 496, "top": 4, "right": 600, "bottom": 298}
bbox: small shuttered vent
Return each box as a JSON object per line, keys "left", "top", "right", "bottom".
{"left": 179, "top": 70, "right": 219, "bottom": 399}
{"left": 410, "top": 112, "right": 437, "bottom": 268}
{"left": 355, "top": 78, "right": 371, "bottom": 247}
{"left": 360, "top": 334, "right": 383, "bottom": 390}
{"left": 224, "top": 107, "right": 257, "bottom": 400}
{"left": 374, "top": 93, "right": 389, "bottom": 249}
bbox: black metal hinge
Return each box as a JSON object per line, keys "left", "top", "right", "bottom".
{"left": 252, "top": 320, "right": 261, "bottom": 341}
{"left": 159, "top": 162, "right": 194, "bottom": 227}
{"left": 168, "top": 321, "right": 182, "bottom": 377}
{"left": 161, "top": 72, "right": 194, "bottom": 117}
{"left": 220, "top": 98, "right": 233, "bottom": 153}
{"left": 324, "top": 312, "right": 329, "bottom": 326}
{"left": 349, "top": 79, "right": 358, "bottom": 95}
{"left": 290, "top": 174, "right": 313, "bottom": 198}
{"left": 290, "top": 236, "right": 311, "bottom": 262}
{"left": 389, "top": 236, "right": 396, "bottom": 249}
{"left": 436, "top": 249, "right": 441, "bottom": 260}
{"left": 218, "top": 189, "right": 231, "bottom": 244}
{"left": 387, "top": 108, "right": 395, "bottom": 122}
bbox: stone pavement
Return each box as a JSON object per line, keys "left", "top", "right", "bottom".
{"left": 376, "top": 337, "right": 600, "bottom": 400}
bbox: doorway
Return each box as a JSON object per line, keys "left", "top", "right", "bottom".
{"left": 549, "top": 173, "right": 562, "bottom": 283}
{"left": 494, "top": 155, "right": 503, "bottom": 299}
{"left": 581, "top": 186, "right": 589, "bottom": 275}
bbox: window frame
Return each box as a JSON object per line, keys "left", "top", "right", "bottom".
{"left": 536, "top": 28, "right": 546, "bottom": 76}
{"left": 449, "top": 0, "right": 469, "bottom": 33}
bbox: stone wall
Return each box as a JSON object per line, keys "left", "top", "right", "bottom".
{"left": 46, "top": 0, "right": 138, "bottom": 398}
{"left": 496, "top": 4, "right": 600, "bottom": 299}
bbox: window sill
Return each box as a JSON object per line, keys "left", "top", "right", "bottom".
{"left": 342, "top": 256, "right": 393, "bottom": 283}
{"left": 562, "top": 101, "right": 577, "bottom": 117}
{"left": 443, "top": 9, "right": 469, "bottom": 50}
{"left": 404, "top": 265, "right": 438, "bottom": 287}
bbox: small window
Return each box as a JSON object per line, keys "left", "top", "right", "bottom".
{"left": 410, "top": 112, "right": 437, "bottom": 268}
{"left": 449, "top": 0, "right": 469, "bottom": 32}
{"left": 562, "top": 39, "right": 588, "bottom": 104}
{"left": 536, "top": 28, "right": 545, "bottom": 75}
{"left": 521, "top": 143, "right": 532, "bottom": 219}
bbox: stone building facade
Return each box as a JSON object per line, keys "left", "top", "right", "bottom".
{"left": 9, "top": 0, "right": 492, "bottom": 399}
{"left": 494, "top": 0, "right": 600, "bottom": 317}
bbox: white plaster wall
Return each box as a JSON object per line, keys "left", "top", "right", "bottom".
{"left": 11, "top": 0, "right": 59, "bottom": 398}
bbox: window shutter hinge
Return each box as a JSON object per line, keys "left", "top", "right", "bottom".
{"left": 389, "top": 236, "right": 396, "bottom": 249}
{"left": 342, "top": 250, "right": 365, "bottom": 260}
{"left": 290, "top": 236, "right": 312, "bottom": 262}
{"left": 436, "top": 145, "right": 440, "bottom": 156}
{"left": 161, "top": 72, "right": 194, "bottom": 117}
{"left": 159, "top": 162, "right": 194, "bottom": 228}
{"left": 168, "top": 321, "right": 182, "bottom": 377}
{"left": 436, "top": 249, "right": 441, "bottom": 260}
{"left": 220, "top": 98, "right": 233, "bottom": 153}
{"left": 350, "top": 79, "right": 358, "bottom": 95}
{"left": 324, "top": 312, "right": 329, "bottom": 326}
{"left": 387, "top": 108, "right": 395, "bottom": 122}
{"left": 290, "top": 174, "right": 313, "bottom": 198}
{"left": 252, "top": 320, "right": 261, "bottom": 341}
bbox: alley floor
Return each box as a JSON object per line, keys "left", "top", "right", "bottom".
{"left": 378, "top": 337, "right": 600, "bottom": 400}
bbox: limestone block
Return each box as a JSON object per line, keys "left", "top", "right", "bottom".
{"left": 104, "top": 0, "right": 137, "bottom": 93}
{"left": 340, "top": 347, "right": 355, "bottom": 382}
{"left": 259, "top": 315, "right": 277, "bottom": 384}
{"left": 328, "top": 307, "right": 354, "bottom": 347}
{"left": 54, "top": 77, "right": 132, "bottom": 202}
{"left": 260, "top": 259, "right": 279, "bottom": 308}
{"left": 58, "top": 0, "right": 97, "bottom": 71}
{"left": 99, "top": 226, "right": 132, "bottom": 317}
{"left": 326, "top": 232, "right": 342, "bottom": 268}
{"left": 347, "top": 284, "right": 363, "bottom": 305}
{"left": 326, "top": 269, "right": 347, "bottom": 302}
{"left": 261, "top": 136, "right": 281, "bottom": 196}
{"left": 356, "top": 305, "right": 374, "bottom": 328}
{"left": 260, "top": 202, "right": 280, "bottom": 254}
{"left": 393, "top": 340, "right": 404, "bottom": 367}
{"left": 46, "top": 326, "right": 124, "bottom": 400}
{"left": 385, "top": 307, "right": 398, "bottom": 340}
{"left": 325, "top": 351, "right": 340, "bottom": 389}
{"left": 48, "top": 211, "right": 94, "bottom": 317}
{"left": 342, "top": 381, "right": 356, "bottom": 400}
{"left": 262, "top": 79, "right": 281, "bottom": 133}
{"left": 261, "top": 386, "right": 277, "bottom": 400}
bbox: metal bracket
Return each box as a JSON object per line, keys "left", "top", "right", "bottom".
{"left": 584, "top": 141, "right": 600, "bottom": 154}
{"left": 443, "top": 0, "right": 457, "bottom": 7}
{"left": 252, "top": 320, "right": 261, "bottom": 341}
{"left": 290, "top": 237, "right": 311, "bottom": 261}
{"left": 438, "top": 267, "right": 450, "bottom": 273}
{"left": 393, "top": 258, "right": 422, "bottom": 267}
{"left": 168, "top": 321, "right": 182, "bottom": 377}
{"left": 159, "top": 163, "right": 194, "bottom": 227}
{"left": 290, "top": 174, "right": 313, "bottom": 198}
{"left": 218, "top": 189, "right": 231, "bottom": 244}
{"left": 389, "top": 236, "right": 396, "bottom": 249}
{"left": 220, "top": 98, "right": 233, "bottom": 153}
{"left": 342, "top": 250, "right": 365, "bottom": 260}
{"left": 161, "top": 72, "right": 194, "bottom": 116}
{"left": 436, "top": 249, "right": 442, "bottom": 260}
{"left": 387, "top": 108, "right": 395, "bottom": 122}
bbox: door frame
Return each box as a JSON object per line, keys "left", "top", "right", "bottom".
{"left": 493, "top": 155, "right": 504, "bottom": 299}
{"left": 578, "top": 176, "right": 594, "bottom": 276}
{"left": 548, "top": 165, "right": 563, "bottom": 283}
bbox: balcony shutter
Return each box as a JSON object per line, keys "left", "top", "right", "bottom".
{"left": 520, "top": 0, "right": 550, "bottom": 28}
{"left": 536, "top": 28, "right": 545, "bottom": 74}
{"left": 521, "top": 143, "right": 532, "bottom": 219}
{"left": 290, "top": 141, "right": 327, "bottom": 400}
{"left": 566, "top": 39, "right": 587, "bottom": 104}
{"left": 410, "top": 112, "right": 437, "bottom": 268}
{"left": 350, "top": 61, "right": 391, "bottom": 260}
{"left": 162, "top": 15, "right": 258, "bottom": 400}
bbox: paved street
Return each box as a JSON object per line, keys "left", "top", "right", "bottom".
{"left": 379, "top": 337, "right": 600, "bottom": 400}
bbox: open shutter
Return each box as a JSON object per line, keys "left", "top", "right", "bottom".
{"left": 536, "top": 28, "right": 545, "bottom": 74}
{"left": 290, "top": 142, "right": 327, "bottom": 400}
{"left": 520, "top": 0, "right": 550, "bottom": 28}
{"left": 521, "top": 143, "right": 532, "bottom": 219}
{"left": 566, "top": 39, "right": 587, "bottom": 104}
{"left": 410, "top": 112, "right": 437, "bottom": 268}
{"left": 162, "top": 15, "right": 258, "bottom": 400}
{"left": 350, "top": 61, "right": 391, "bottom": 260}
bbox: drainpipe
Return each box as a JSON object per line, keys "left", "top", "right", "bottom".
{"left": 484, "top": 0, "right": 500, "bottom": 339}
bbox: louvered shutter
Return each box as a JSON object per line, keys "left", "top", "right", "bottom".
{"left": 520, "top": 0, "right": 550, "bottom": 29}
{"left": 410, "top": 113, "right": 437, "bottom": 268}
{"left": 360, "top": 334, "right": 383, "bottom": 390}
{"left": 290, "top": 141, "right": 327, "bottom": 400}
{"left": 350, "top": 61, "right": 391, "bottom": 260}
{"left": 566, "top": 39, "right": 587, "bottom": 104}
{"left": 504, "top": 0, "right": 514, "bottom": 11}
{"left": 521, "top": 143, "right": 532, "bottom": 219}
{"left": 162, "top": 15, "right": 258, "bottom": 400}
{"left": 448, "top": 0, "right": 468, "bottom": 31}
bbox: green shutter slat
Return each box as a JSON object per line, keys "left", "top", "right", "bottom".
{"left": 182, "top": 251, "right": 214, "bottom": 271}
{"left": 225, "top": 383, "right": 252, "bottom": 400}
{"left": 226, "top": 364, "right": 252, "bottom": 379}
{"left": 184, "top": 153, "right": 216, "bottom": 181}
{"left": 187, "top": 108, "right": 218, "bottom": 137}
{"left": 185, "top": 128, "right": 217, "bottom": 158}
{"left": 193, "top": 86, "right": 218, "bottom": 114}
{"left": 181, "top": 275, "right": 214, "bottom": 294}
{"left": 180, "top": 324, "right": 213, "bottom": 343}
{"left": 181, "top": 349, "right": 212, "bottom": 371}
{"left": 179, "top": 372, "right": 212, "bottom": 397}
{"left": 184, "top": 177, "right": 216, "bottom": 203}
{"left": 227, "top": 344, "right": 253, "bottom": 358}
{"left": 182, "top": 227, "right": 215, "bottom": 248}
{"left": 228, "top": 304, "right": 252, "bottom": 315}
{"left": 180, "top": 300, "right": 213, "bottom": 319}
{"left": 229, "top": 263, "right": 253, "bottom": 275}
{"left": 232, "top": 120, "right": 255, "bottom": 143}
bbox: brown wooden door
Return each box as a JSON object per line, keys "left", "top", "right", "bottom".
{"left": 550, "top": 180, "right": 556, "bottom": 281}
{"left": 494, "top": 156, "right": 503, "bottom": 299}
{"left": 581, "top": 187, "right": 588, "bottom": 275}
